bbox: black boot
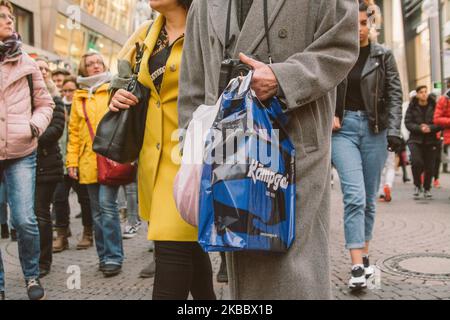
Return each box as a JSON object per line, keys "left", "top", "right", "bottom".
{"left": 1, "top": 224, "right": 9, "bottom": 239}
{"left": 0, "top": 291, "right": 5, "bottom": 300}
{"left": 103, "top": 264, "right": 122, "bottom": 278}
{"left": 217, "top": 252, "right": 228, "bottom": 283}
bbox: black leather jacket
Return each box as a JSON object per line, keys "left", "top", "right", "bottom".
{"left": 336, "top": 43, "right": 403, "bottom": 137}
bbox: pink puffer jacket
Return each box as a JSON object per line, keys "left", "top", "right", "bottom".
{"left": 0, "top": 52, "right": 54, "bottom": 160}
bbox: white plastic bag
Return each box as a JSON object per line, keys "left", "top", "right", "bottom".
{"left": 174, "top": 103, "right": 220, "bottom": 227}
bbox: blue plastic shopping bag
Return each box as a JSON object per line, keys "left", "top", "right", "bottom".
{"left": 198, "top": 73, "right": 296, "bottom": 253}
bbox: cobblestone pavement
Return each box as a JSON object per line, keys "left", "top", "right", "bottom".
{"left": 1, "top": 171, "right": 449, "bottom": 300}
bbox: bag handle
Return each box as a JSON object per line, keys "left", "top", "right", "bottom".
{"left": 224, "top": 0, "right": 272, "bottom": 63}
{"left": 81, "top": 98, "right": 96, "bottom": 142}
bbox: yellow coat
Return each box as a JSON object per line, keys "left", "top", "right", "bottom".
{"left": 66, "top": 84, "right": 110, "bottom": 185}
{"left": 136, "top": 16, "right": 198, "bottom": 242}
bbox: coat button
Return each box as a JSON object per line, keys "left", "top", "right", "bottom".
{"left": 169, "top": 64, "right": 177, "bottom": 72}
{"left": 156, "top": 101, "right": 161, "bottom": 108}
{"left": 156, "top": 143, "right": 161, "bottom": 150}
{"left": 278, "top": 28, "right": 288, "bottom": 39}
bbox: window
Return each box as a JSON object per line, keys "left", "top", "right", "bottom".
{"left": 11, "top": 4, "right": 34, "bottom": 46}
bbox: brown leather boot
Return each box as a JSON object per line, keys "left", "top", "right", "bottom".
{"left": 77, "top": 226, "right": 93, "bottom": 250}
{"left": 53, "top": 227, "right": 69, "bottom": 253}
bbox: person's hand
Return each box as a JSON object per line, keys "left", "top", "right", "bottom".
{"left": 68, "top": 167, "right": 79, "bottom": 180}
{"left": 332, "top": 117, "right": 342, "bottom": 132}
{"left": 387, "top": 136, "right": 403, "bottom": 153}
{"left": 420, "top": 124, "right": 431, "bottom": 133}
{"left": 239, "top": 53, "right": 278, "bottom": 101}
{"left": 109, "top": 89, "right": 139, "bottom": 112}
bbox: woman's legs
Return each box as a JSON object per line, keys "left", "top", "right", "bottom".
{"left": 3, "top": 153, "right": 40, "bottom": 282}
{"left": 152, "top": 241, "right": 216, "bottom": 300}
{"left": 409, "top": 143, "right": 425, "bottom": 189}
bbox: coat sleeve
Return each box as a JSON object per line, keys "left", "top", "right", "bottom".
{"left": 29, "top": 65, "right": 55, "bottom": 137}
{"left": 434, "top": 96, "right": 450, "bottom": 128}
{"left": 66, "top": 98, "right": 81, "bottom": 169}
{"left": 269, "top": 0, "right": 359, "bottom": 110}
{"left": 405, "top": 104, "right": 422, "bottom": 134}
{"left": 178, "top": 0, "right": 206, "bottom": 131}
{"left": 38, "top": 97, "right": 65, "bottom": 147}
{"left": 384, "top": 50, "right": 403, "bottom": 138}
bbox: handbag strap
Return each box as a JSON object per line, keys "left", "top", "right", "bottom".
{"left": 81, "top": 98, "right": 95, "bottom": 142}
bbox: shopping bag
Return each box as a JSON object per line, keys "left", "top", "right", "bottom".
{"left": 198, "top": 72, "right": 296, "bottom": 253}
{"left": 174, "top": 103, "right": 220, "bottom": 227}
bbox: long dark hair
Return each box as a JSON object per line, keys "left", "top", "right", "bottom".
{"left": 178, "top": 0, "right": 193, "bottom": 10}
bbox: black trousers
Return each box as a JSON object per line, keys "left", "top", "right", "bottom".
{"left": 408, "top": 143, "right": 439, "bottom": 191}
{"left": 152, "top": 241, "right": 216, "bottom": 300}
{"left": 53, "top": 175, "right": 92, "bottom": 228}
{"left": 35, "top": 182, "right": 58, "bottom": 270}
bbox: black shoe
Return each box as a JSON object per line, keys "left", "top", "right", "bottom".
{"left": 1, "top": 224, "right": 9, "bottom": 239}
{"left": 26, "top": 279, "right": 46, "bottom": 300}
{"left": 0, "top": 291, "right": 4, "bottom": 300}
{"left": 413, "top": 187, "right": 423, "bottom": 200}
{"left": 217, "top": 261, "right": 228, "bottom": 283}
{"left": 102, "top": 264, "right": 122, "bottom": 278}
{"left": 98, "top": 263, "right": 106, "bottom": 272}
{"left": 363, "top": 256, "right": 375, "bottom": 279}
{"left": 139, "top": 262, "right": 156, "bottom": 279}
{"left": 39, "top": 267, "right": 51, "bottom": 278}
{"left": 10, "top": 229, "right": 17, "bottom": 242}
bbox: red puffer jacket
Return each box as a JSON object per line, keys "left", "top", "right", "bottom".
{"left": 434, "top": 96, "right": 450, "bottom": 145}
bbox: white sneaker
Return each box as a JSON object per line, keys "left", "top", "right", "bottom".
{"left": 348, "top": 266, "right": 367, "bottom": 291}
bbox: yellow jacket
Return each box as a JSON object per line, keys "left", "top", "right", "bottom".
{"left": 122, "top": 16, "right": 197, "bottom": 241}
{"left": 66, "top": 84, "right": 110, "bottom": 185}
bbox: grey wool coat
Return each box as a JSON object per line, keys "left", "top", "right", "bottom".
{"left": 178, "top": 0, "right": 359, "bottom": 300}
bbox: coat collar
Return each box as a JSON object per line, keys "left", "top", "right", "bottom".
{"left": 209, "top": 0, "right": 286, "bottom": 58}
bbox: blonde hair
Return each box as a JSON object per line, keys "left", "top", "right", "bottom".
{"left": 78, "top": 52, "right": 106, "bottom": 77}
{"left": 0, "top": 0, "right": 13, "bottom": 13}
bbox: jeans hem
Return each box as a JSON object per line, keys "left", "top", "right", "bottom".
{"left": 346, "top": 243, "right": 366, "bottom": 250}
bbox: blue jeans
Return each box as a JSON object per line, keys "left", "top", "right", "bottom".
{"left": 87, "top": 184, "right": 123, "bottom": 266}
{"left": 118, "top": 183, "right": 139, "bottom": 226}
{"left": 0, "top": 180, "right": 7, "bottom": 225}
{"left": 0, "top": 152, "right": 40, "bottom": 285}
{"left": 332, "top": 111, "right": 388, "bottom": 249}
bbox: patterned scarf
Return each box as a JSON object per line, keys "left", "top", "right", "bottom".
{"left": 0, "top": 33, "right": 22, "bottom": 63}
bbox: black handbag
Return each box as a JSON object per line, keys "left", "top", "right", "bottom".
{"left": 93, "top": 41, "right": 151, "bottom": 164}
